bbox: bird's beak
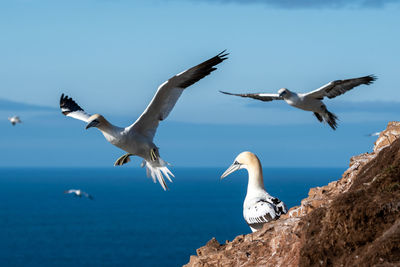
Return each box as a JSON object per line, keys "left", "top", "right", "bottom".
{"left": 86, "top": 120, "right": 99, "bottom": 130}
{"left": 221, "top": 163, "right": 241, "bottom": 179}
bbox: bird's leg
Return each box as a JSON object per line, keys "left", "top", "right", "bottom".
{"left": 150, "top": 148, "right": 158, "bottom": 162}
{"left": 114, "top": 153, "right": 133, "bottom": 166}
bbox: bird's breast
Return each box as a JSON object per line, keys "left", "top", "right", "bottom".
{"left": 108, "top": 131, "right": 154, "bottom": 156}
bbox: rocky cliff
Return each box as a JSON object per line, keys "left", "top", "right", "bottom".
{"left": 185, "top": 122, "right": 400, "bottom": 267}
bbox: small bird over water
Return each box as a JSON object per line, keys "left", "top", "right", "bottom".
{"left": 8, "top": 116, "right": 21, "bottom": 126}
{"left": 64, "top": 189, "right": 94, "bottom": 200}
{"left": 221, "top": 151, "right": 287, "bottom": 232}
{"left": 221, "top": 75, "right": 376, "bottom": 130}
{"left": 60, "top": 51, "right": 228, "bottom": 190}
{"left": 367, "top": 131, "right": 381, "bottom": 137}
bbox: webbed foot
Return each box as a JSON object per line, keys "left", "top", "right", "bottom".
{"left": 150, "top": 148, "right": 158, "bottom": 162}
{"left": 114, "top": 153, "right": 133, "bottom": 166}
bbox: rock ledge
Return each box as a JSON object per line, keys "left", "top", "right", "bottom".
{"left": 185, "top": 122, "right": 400, "bottom": 267}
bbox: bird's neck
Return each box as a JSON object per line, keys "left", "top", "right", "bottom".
{"left": 284, "top": 91, "right": 297, "bottom": 99}
{"left": 97, "top": 119, "right": 123, "bottom": 141}
{"left": 246, "top": 162, "right": 265, "bottom": 194}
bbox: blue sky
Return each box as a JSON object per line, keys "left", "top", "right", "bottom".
{"left": 0, "top": 0, "right": 399, "bottom": 168}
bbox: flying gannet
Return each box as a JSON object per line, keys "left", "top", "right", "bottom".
{"left": 367, "top": 131, "right": 381, "bottom": 137}
{"left": 64, "top": 189, "right": 94, "bottom": 200}
{"left": 8, "top": 116, "right": 21, "bottom": 126}
{"left": 221, "top": 151, "right": 287, "bottom": 232}
{"left": 221, "top": 75, "right": 376, "bottom": 130}
{"left": 60, "top": 51, "right": 228, "bottom": 190}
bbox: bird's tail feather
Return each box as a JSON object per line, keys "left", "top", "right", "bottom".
{"left": 313, "top": 112, "right": 323, "bottom": 122}
{"left": 141, "top": 158, "right": 174, "bottom": 191}
{"left": 322, "top": 110, "right": 338, "bottom": 130}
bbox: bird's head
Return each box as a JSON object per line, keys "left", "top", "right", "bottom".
{"left": 86, "top": 114, "right": 106, "bottom": 130}
{"left": 278, "top": 88, "right": 289, "bottom": 98}
{"left": 221, "top": 151, "right": 260, "bottom": 179}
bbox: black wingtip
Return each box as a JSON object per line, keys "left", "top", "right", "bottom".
{"left": 218, "top": 49, "right": 227, "bottom": 55}
{"left": 59, "top": 93, "right": 84, "bottom": 114}
{"left": 369, "top": 74, "right": 377, "bottom": 82}
{"left": 219, "top": 90, "right": 233, "bottom": 95}
{"left": 364, "top": 74, "right": 377, "bottom": 85}
{"left": 218, "top": 49, "right": 229, "bottom": 61}
{"left": 327, "top": 110, "right": 339, "bottom": 130}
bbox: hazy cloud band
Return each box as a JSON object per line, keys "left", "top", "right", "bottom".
{"left": 190, "top": 0, "right": 398, "bottom": 8}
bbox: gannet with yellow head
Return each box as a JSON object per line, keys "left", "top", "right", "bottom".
{"left": 221, "top": 151, "right": 287, "bottom": 232}
{"left": 60, "top": 50, "right": 228, "bottom": 190}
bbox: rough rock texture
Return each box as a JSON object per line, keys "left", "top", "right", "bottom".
{"left": 185, "top": 122, "right": 400, "bottom": 267}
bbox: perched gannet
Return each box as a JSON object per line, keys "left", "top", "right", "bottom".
{"left": 64, "top": 189, "right": 94, "bottom": 200}
{"left": 8, "top": 116, "right": 21, "bottom": 126}
{"left": 221, "top": 75, "right": 376, "bottom": 130}
{"left": 221, "top": 151, "right": 287, "bottom": 232}
{"left": 60, "top": 51, "right": 228, "bottom": 190}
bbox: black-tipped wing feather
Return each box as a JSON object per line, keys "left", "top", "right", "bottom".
{"left": 305, "top": 75, "right": 376, "bottom": 100}
{"left": 175, "top": 50, "right": 228, "bottom": 88}
{"left": 220, "top": 91, "right": 282, "bottom": 102}
{"left": 60, "top": 94, "right": 91, "bottom": 123}
{"left": 130, "top": 51, "right": 228, "bottom": 139}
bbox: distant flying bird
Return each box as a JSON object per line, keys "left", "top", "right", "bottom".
{"left": 8, "top": 116, "right": 21, "bottom": 126}
{"left": 221, "top": 75, "right": 376, "bottom": 130}
{"left": 221, "top": 151, "right": 287, "bottom": 232}
{"left": 64, "top": 189, "right": 94, "bottom": 200}
{"left": 367, "top": 131, "right": 381, "bottom": 137}
{"left": 60, "top": 51, "right": 228, "bottom": 190}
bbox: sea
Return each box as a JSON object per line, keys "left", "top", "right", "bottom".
{"left": 0, "top": 167, "right": 344, "bottom": 267}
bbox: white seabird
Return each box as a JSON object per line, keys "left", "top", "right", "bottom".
{"left": 221, "top": 75, "right": 376, "bottom": 130}
{"left": 8, "top": 116, "right": 21, "bottom": 126}
{"left": 64, "top": 189, "right": 94, "bottom": 200}
{"left": 221, "top": 151, "right": 287, "bottom": 232}
{"left": 60, "top": 51, "right": 228, "bottom": 190}
{"left": 367, "top": 131, "right": 381, "bottom": 137}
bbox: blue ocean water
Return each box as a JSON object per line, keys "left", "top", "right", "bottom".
{"left": 0, "top": 167, "right": 343, "bottom": 267}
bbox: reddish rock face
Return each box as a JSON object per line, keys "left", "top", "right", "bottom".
{"left": 185, "top": 121, "right": 400, "bottom": 267}
{"left": 374, "top": 121, "right": 400, "bottom": 152}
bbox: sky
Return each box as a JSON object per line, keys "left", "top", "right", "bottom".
{"left": 0, "top": 0, "right": 399, "bottom": 168}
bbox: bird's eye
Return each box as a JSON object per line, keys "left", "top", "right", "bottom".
{"left": 234, "top": 161, "right": 239, "bottom": 165}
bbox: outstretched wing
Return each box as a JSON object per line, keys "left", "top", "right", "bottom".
{"left": 64, "top": 189, "right": 76, "bottom": 194}
{"left": 305, "top": 75, "right": 376, "bottom": 100}
{"left": 129, "top": 51, "right": 229, "bottom": 139}
{"left": 60, "top": 94, "right": 91, "bottom": 123}
{"left": 82, "top": 192, "right": 94, "bottom": 200}
{"left": 220, "top": 91, "right": 282, "bottom": 102}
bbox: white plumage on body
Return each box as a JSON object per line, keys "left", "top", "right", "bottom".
{"left": 64, "top": 189, "right": 93, "bottom": 200}
{"left": 221, "top": 75, "right": 376, "bottom": 130}
{"left": 60, "top": 51, "right": 228, "bottom": 190}
{"left": 8, "top": 116, "right": 21, "bottom": 126}
{"left": 221, "top": 151, "right": 287, "bottom": 232}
